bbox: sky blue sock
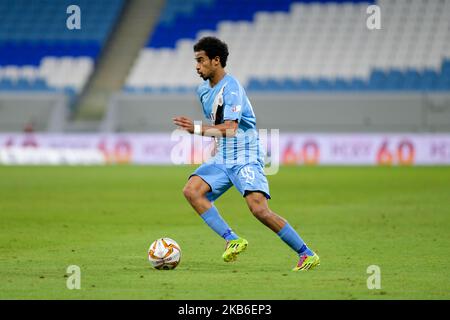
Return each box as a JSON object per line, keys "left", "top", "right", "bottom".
{"left": 277, "top": 223, "right": 314, "bottom": 256}
{"left": 200, "top": 206, "right": 239, "bottom": 241}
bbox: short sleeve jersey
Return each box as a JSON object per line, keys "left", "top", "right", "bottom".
{"left": 196, "top": 74, "right": 265, "bottom": 167}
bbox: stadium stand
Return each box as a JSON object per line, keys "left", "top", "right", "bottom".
{"left": 124, "top": 0, "right": 450, "bottom": 93}
{"left": 0, "top": 0, "right": 124, "bottom": 96}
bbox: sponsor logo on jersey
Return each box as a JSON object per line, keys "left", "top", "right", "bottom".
{"left": 231, "top": 105, "right": 242, "bottom": 113}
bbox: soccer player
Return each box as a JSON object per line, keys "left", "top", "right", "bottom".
{"left": 173, "top": 37, "right": 319, "bottom": 271}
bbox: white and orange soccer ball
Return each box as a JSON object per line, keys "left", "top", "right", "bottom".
{"left": 148, "top": 238, "right": 181, "bottom": 270}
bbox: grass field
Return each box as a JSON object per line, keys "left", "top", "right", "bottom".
{"left": 0, "top": 165, "right": 449, "bottom": 300}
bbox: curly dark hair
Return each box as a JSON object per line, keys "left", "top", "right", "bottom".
{"left": 193, "top": 36, "right": 229, "bottom": 68}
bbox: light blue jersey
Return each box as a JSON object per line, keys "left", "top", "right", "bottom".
{"left": 191, "top": 74, "right": 270, "bottom": 201}
{"left": 196, "top": 74, "right": 265, "bottom": 168}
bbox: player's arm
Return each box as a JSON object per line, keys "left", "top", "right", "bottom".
{"left": 172, "top": 116, "right": 238, "bottom": 137}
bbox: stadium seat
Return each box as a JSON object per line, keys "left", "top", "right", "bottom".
{"left": 0, "top": 0, "right": 125, "bottom": 96}
{"left": 125, "top": 0, "right": 450, "bottom": 93}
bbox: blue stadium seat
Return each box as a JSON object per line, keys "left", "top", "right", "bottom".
{"left": 247, "top": 79, "right": 265, "bottom": 91}
{"left": 282, "top": 79, "right": 298, "bottom": 91}
{"left": 385, "top": 70, "right": 405, "bottom": 90}
{"left": 369, "top": 69, "right": 387, "bottom": 90}
{"left": 0, "top": 0, "right": 124, "bottom": 66}
{"left": 16, "top": 79, "right": 32, "bottom": 91}
{"left": 33, "top": 78, "right": 49, "bottom": 91}
{"left": 316, "top": 78, "right": 334, "bottom": 91}
{"left": 436, "top": 76, "right": 450, "bottom": 91}
{"left": 0, "top": 0, "right": 124, "bottom": 96}
{"left": 265, "top": 78, "right": 283, "bottom": 91}
{"left": 128, "top": 0, "right": 448, "bottom": 93}
{"left": 297, "top": 79, "right": 314, "bottom": 91}
{"left": 349, "top": 78, "right": 368, "bottom": 91}
{"left": 420, "top": 70, "right": 439, "bottom": 91}
{"left": 335, "top": 78, "right": 350, "bottom": 91}
{"left": 403, "top": 69, "right": 421, "bottom": 91}
{"left": 442, "top": 60, "right": 450, "bottom": 77}
{"left": 0, "top": 79, "right": 14, "bottom": 91}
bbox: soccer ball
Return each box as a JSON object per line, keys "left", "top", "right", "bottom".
{"left": 148, "top": 238, "right": 181, "bottom": 270}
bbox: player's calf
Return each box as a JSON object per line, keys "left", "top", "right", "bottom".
{"left": 245, "top": 191, "right": 319, "bottom": 271}
{"left": 245, "top": 192, "right": 286, "bottom": 233}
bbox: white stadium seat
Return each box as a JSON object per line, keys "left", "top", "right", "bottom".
{"left": 124, "top": 0, "right": 450, "bottom": 90}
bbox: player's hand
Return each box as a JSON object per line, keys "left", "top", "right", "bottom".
{"left": 172, "top": 116, "right": 194, "bottom": 134}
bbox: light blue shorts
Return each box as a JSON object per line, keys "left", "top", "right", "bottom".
{"left": 189, "top": 162, "right": 271, "bottom": 202}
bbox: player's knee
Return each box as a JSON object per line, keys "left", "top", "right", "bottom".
{"left": 182, "top": 185, "right": 199, "bottom": 202}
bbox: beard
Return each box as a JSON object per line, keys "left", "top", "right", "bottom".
{"left": 198, "top": 71, "right": 210, "bottom": 81}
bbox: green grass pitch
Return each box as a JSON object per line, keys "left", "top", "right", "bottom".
{"left": 0, "top": 165, "right": 449, "bottom": 299}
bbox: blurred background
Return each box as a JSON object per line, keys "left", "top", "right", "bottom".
{"left": 0, "top": 0, "right": 449, "bottom": 165}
